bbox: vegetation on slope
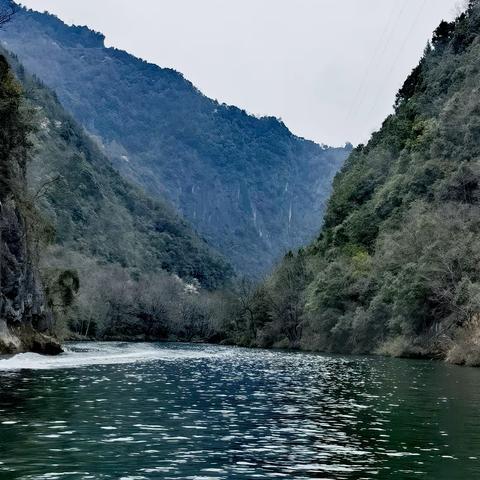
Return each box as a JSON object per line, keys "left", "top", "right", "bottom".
{"left": 0, "top": 1, "right": 349, "bottom": 276}
{"left": 0, "top": 53, "right": 63, "bottom": 353}
{"left": 223, "top": 1, "right": 480, "bottom": 365}
{"left": 0, "top": 48, "right": 236, "bottom": 342}
{"left": 4, "top": 50, "right": 232, "bottom": 291}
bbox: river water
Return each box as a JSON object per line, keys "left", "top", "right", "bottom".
{"left": 0, "top": 342, "right": 479, "bottom": 479}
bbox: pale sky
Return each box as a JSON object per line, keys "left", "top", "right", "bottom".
{"left": 20, "top": 0, "right": 460, "bottom": 146}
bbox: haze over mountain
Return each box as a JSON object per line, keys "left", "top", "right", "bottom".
{"left": 0, "top": 1, "right": 349, "bottom": 276}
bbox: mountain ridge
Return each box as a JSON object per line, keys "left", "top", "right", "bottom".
{"left": 0, "top": 0, "right": 349, "bottom": 275}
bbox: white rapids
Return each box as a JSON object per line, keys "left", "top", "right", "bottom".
{"left": 0, "top": 342, "right": 220, "bottom": 371}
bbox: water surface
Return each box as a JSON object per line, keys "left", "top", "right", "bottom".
{"left": 0, "top": 342, "right": 479, "bottom": 479}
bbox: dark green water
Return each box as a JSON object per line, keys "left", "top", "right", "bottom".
{"left": 0, "top": 342, "right": 479, "bottom": 479}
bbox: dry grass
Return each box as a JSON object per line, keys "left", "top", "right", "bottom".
{"left": 446, "top": 316, "right": 480, "bottom": 367}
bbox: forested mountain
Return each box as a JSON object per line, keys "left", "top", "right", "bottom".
{"left": 0, "top": 1, "right": 349, "bottom": 276}
{"left": 6, "top": 50, "right": 232, "bottom": 290}
{"left": 227, "top": 1, "right": 480, "bottom": 366}
{"left": 0, "top": 47, "right": 235, "bottom": 343}
{"left": 11, "top": 54, "right": 231, "bottom": 288}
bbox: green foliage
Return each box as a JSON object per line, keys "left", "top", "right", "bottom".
{"left": 43, "top": 267, "right": 80, "bottom": 337}
{"left": 45, "top": 269, "right": 80, "bottom": 310}
{"left": 0, "top": 54, "right": 29, "bottom": 200}
{"left": 233, "top": 1, "right": 480, "bottom": 361}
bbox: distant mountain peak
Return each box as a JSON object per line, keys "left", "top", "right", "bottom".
{"left": 1, "top": 2, "right": 350, "bottom": 275}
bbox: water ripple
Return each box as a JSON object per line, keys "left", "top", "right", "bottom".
{"left": 0, "top": 342, "right": 479, "bottom": 479}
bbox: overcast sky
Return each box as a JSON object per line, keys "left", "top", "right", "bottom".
{"left": 21, "top": 0, "right": 460, "bottom": 146}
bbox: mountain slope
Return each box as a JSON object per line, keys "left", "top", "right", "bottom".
{"left": 5, "top": 50, "right": 232, "bottom": 290}
{"left": 0, "top": 1, "right": 349, "bottom": 275}
{"left": 234, "top": 1, "right": 480, "bottom": 365}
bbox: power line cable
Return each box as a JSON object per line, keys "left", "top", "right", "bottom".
{"left": 345, "top": 0, "right": 403, "bottom": 125}
{"left": 354, "top": 1, "right": 409, "bottom": 119}
{"left": 366, "top": 0, "right": 429, "bottom": 121}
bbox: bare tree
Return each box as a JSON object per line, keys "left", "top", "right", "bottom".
{"left": 0, "top": 3, "right": 16, "bottom": 27}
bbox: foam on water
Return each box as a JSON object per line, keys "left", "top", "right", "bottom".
{"left": 0, "top": 342, "right": 217, "bottom": 371}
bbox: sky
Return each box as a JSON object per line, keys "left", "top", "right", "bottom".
{"left": 20, "top": 0, "right": 461, "bottom": 146}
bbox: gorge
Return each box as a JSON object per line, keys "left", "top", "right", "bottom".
{"left": 1, "top": 1, "right": 480, "bottom": 478}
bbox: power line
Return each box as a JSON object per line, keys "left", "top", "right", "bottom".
{"left": 366, "top": 0, "right": 429, "bottom": 121}
{"left": 344, "top": 0, "right": 407, "bottom": 128}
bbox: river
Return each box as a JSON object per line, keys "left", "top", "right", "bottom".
{"left": 0, "top": 342, "right": 479, "bottom": 479}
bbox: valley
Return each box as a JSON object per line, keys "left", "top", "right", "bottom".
{"left": 1, "top": 1, "right": 480, "bottom": 478}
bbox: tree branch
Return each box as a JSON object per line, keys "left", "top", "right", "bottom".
{"left": 33, "top": 175, "right": 62, "bottom": 201}
{"left": 0, "top": 3, "right": 16, "bottom": 27}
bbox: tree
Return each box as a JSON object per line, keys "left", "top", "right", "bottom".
{"left": 267, "top": 252, "right": 309, "bottom": 345}
{"left": 44, "top": 269, "right": 80, "bottom": 337}
{"left": 432, "top": 20, "right": 455, "bottom": 47}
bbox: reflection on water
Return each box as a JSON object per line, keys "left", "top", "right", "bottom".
{"left": 0, "top": 342, "right": 479, "bottom": 479}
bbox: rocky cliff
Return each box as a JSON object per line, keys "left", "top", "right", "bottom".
{"left": 0, "top": 55, "right": 60, "bottom": 354}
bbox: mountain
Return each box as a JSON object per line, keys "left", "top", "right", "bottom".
{"left": 229, "top": 1, "right": 480, "bottom": 365}
{"left": 0, "top": 1, "right": 349, "bottom": 276}
{"left": 6, "top": 50, "right": 232, "bottom": 291}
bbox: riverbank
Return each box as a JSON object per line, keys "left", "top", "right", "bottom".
{"left": 60, "top": 328, "right": 480, "bottom": 368}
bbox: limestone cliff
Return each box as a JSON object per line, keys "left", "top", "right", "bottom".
{"left": 0, "top": 55, "right": 60, "bottom": 354}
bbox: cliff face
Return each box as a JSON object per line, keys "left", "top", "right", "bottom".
{"left": 0, "top": 2, "right": 349, "bottom": 276}
{"left": 0, "top": 55, "right": 60, "bottom": 354}
{"left": 0, "top": 199, "right": 53, "bottom": 353}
